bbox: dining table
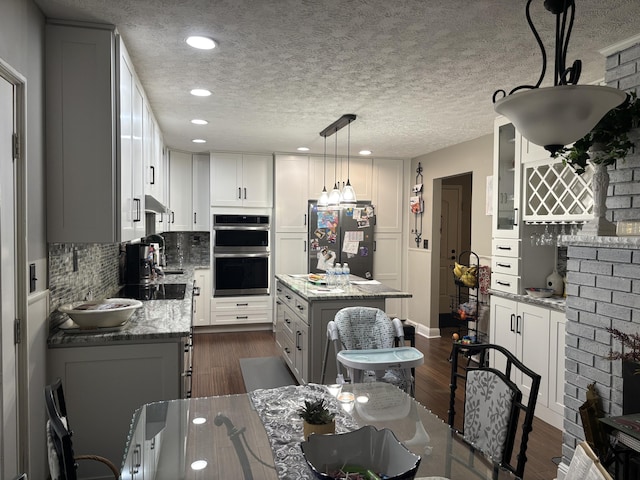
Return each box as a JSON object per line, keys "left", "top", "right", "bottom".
{"left": 121, "top": 382, "right": 520, "bottom": 479}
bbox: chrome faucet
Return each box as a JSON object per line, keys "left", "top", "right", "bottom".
{"left": 144, "top": 234, "right": 166, "bottom": 267}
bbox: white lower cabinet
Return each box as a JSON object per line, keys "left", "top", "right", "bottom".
{"left": 192, "top": 268, "right": 211, "bottom": 327}
{"left": 210, "top": 296, "right": 272, "bottom": 325}
{"left": 490, "top": 295, "right": 565, "bottom": 428}
{"left": 274, "top": 233, "right": 307, "bottom": 275}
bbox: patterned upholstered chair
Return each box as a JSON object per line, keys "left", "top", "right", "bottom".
{"left": 447, "top": 343, "right": 541, "bottom": 479}
{"left": 321, "top": 306, "right": 416, "bottom": 393}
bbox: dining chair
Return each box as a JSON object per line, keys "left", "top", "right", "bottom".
{"left": 45, "top": 378, "right": 119, "bottom": 480}
{"left": 447, "top": 342, "right": 541, "bottom": 479}
{"left": 321, "top": 306, "right": 417, "bottom": 394}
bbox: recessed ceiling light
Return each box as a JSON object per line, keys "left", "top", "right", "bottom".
{"left": 192, "top": 417, "right": 207, "bottom": 425}
{"left": 359, "top": 150, "right": 372, "bottom": 155}
{"left": 297, "top": 147, "right": 310, "bottom": 151}
{"left": 192, "top": 139, "right": 206, "bottom": 144}
{"left": 191, "top": 119, "right": 209, "bottom": 125}
{"left": 190, "top": 88, "right": 211, "bottom": 97}
{"left": 186, "top": 36, "right": 216, "bottom": 50}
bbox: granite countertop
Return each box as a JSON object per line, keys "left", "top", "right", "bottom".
{"left": 48, "top": 265, "right": 208, "bottom": 347}
{"left": 489, "top": 289, "right": 566, "bottom": 312}
{"left": 275, "top": 273, "right": 412, "bottom": 302}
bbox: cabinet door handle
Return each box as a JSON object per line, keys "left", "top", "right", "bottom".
{"left": 236, "top": 303, "right": 249, "bottom": 306}
{"left": 133, "top": 198, "right": 141, "bottom": 222}
{"left": 244, "top": 187, "right": 247, "bottom": 199}
{"left": 296, "top": 331, "right": 302, "bottom": 350}
{"left": 496, "top": 263, "right": 511, "bottom": 268}
{"left": 150, "top": 165, "right": 155, "bottom": 185}
{"left": 513, "top": 208, "right": 519, "bottom": 226}
{"left": 238, "top": 187, "right": 242, "bottom": 199}
{"left": 497, "top": 280, "right": 511, "bottom": 286}
{"left": 497, "top": 246, "right": 512, "bottom": 251}
{"left": 171, "top": 211, "right": 175, "bottom": 223}
{"left": 510, "top": 314, "right": 515, "bottom": 332}
{"left": 304, "top": 240, "right": 307, "bottom": 253}
{"left": 516, "top": 315, "right": 522, "bottom": 334}
{"left": 304, "top": 213, "right": 307, "bottom": 226}
{"left": 236, "top": 315, "right": 249, "bottom": 320}
{"left": 373, "top": 241, "right": 377, "bottom": 252}
{"left": 194, "top": 212, "right": 197, "bottom": 224}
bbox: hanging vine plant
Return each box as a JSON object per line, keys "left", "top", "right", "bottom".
{"left": 552, "top": 91, "right": 640, "bottom": 175}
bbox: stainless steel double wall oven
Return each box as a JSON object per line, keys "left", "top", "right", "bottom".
{"left": 212, "top": 214, "right": 270, "bottom": 297}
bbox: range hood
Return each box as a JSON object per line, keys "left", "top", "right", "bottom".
{"left": 144, "top": 195, "right": 168, "bottom": 214}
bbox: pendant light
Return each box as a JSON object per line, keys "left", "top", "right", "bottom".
{"left": 340, "top": 118, "right": 357, "bottom": 208}
{"left": 319, "top": 114, "right": 357, "bottom": 210}
{"left": 492, "top": 0, "right": 626, "bottom": 156}
{"left": 317, "top": 136, "right": 329, "bottom": 210}
{"left": 327, "top": 129, "right": 342, "bottom": 208}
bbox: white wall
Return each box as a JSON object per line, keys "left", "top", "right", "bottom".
{"left": 406, "top": 133, "right": 493, "bottom": 336}
{"left": 0, "top": 1, "right": 48, "bottom": 478}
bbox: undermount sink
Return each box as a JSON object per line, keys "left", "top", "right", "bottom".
{"left": 59, "top": 298, "right": 142, "bottom": 329}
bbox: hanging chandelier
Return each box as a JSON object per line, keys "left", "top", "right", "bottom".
{"left": 492, "top": 0, "right": 626, "bottom": 156}
{"left": 317, "top": 136, "right": 329, "bottom": 211}
{"left": 319, "top": 114, "right": 357, "bottom": 209}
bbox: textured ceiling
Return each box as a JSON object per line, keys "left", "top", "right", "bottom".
{"left": 33, "top": 0, "right": 640, "bottom": 159}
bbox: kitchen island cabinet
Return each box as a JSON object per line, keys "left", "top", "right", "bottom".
{"left": 275, "top": 274, "right": 412, "bottom": 384}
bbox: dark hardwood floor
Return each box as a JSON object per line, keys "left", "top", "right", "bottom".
{"left": 192, "top": 327, "right": 562, "bottom": 480}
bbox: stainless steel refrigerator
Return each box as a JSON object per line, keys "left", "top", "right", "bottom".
{"left": 308, "top": 201, "right": 375, "bottom": 279}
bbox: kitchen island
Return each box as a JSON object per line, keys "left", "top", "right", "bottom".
{"left": 46, "top": 266, "right": 203, "bottom": 479}
{"left": 275, "top": 273, "right": 412, "bottom": 384}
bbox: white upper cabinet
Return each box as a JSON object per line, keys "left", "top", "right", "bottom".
{"left": 210, "top": 153, "right": 273, "bottom": 207}
{"left": 168, "top": 150, "right": 192, "bottom": 231}
{"left": 275, "top": 155, "right": 309, "bottom": 233}
{"left": 372, "top": 158, "right": 404, "bottom": 233}
{"left": 167, "top": 150, "right": 210, "bottom": 231}
{"left": 492, "top": 117, "right": 522, "bottom": 239}
{"left": 46, "top": 22, "right": 156, "bottom": 243}
{"left": 192, "top": 153, "right": 210, "bottom": 230}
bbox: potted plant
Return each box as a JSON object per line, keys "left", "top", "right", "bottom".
{"left": 606, "top": 327, "right": 640, "bottom": 414}
{"left": 298, "top": 398, "right": 336, "bottom": 439}
{"left": 553, "top": 91, "right": 640, "bottom": 235}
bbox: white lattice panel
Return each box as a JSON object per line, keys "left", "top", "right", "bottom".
{"left": 523, "top": 158, "right": 593, "bottom": 223}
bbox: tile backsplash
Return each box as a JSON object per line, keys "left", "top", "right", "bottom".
{"left": 48, "top": 232, "right": 210, "bottom": 315}
{"left": 48, "top": 243, "right": 120, "bottom": 313}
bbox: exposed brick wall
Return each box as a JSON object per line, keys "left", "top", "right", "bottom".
{"left": 563, "top": 239, "right": 640, "bottom": 464}
{"left": 604, "top": 41, "right": 640, "bottom": 223}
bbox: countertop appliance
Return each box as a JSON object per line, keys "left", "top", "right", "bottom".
{"left": 117, "top": 283, "right": 187, "bottom": 301}
{"left": 212, "top": 214, "right": 270, "bottom": 296}
{"left": 308, "top": 201, "right": 375, "bottom": 279}
{"left": 125, "top": 243, "right": 152, "bottom": 284}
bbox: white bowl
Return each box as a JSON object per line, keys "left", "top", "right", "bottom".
{"left": 525, "top": 287, "right": 555, "bottom": 298}
{"left": 59, "top": 298, "right": 142, "bottom": 329}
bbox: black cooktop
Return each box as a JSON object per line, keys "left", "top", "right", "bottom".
{"left": 117, "top": 283, "right": 187, "bottom": 301}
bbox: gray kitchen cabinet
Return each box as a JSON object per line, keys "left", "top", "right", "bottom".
{"left": 48, "top": 341, "right": 182, "bottom": 479}
{"left": 45, "top": 22, "right": 149, "bottom": 243}
{"left": 167, "top": 150, "right": 210, "bottom": 231}
{"left": 275, "top": 283, "right": 310, "bottom": 383}
{"left": 210, "top": 152, "right": 273, "bottom": 207}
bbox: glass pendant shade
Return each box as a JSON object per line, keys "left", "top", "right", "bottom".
{"left": 328, "top": 183, "right": 341, "bottom": 207}
{"left": 340, "top": 179, "right": 357, "bottom": 208}
{"left": 318, "top": 186, "right": 329, "bottom": 211}
{"left": 495, "top": 85, "right": 627, "bottom": 155}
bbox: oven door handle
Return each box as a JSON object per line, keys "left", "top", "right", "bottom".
{"left": 214, "top": 252, "right": 270, "bottom": 258}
